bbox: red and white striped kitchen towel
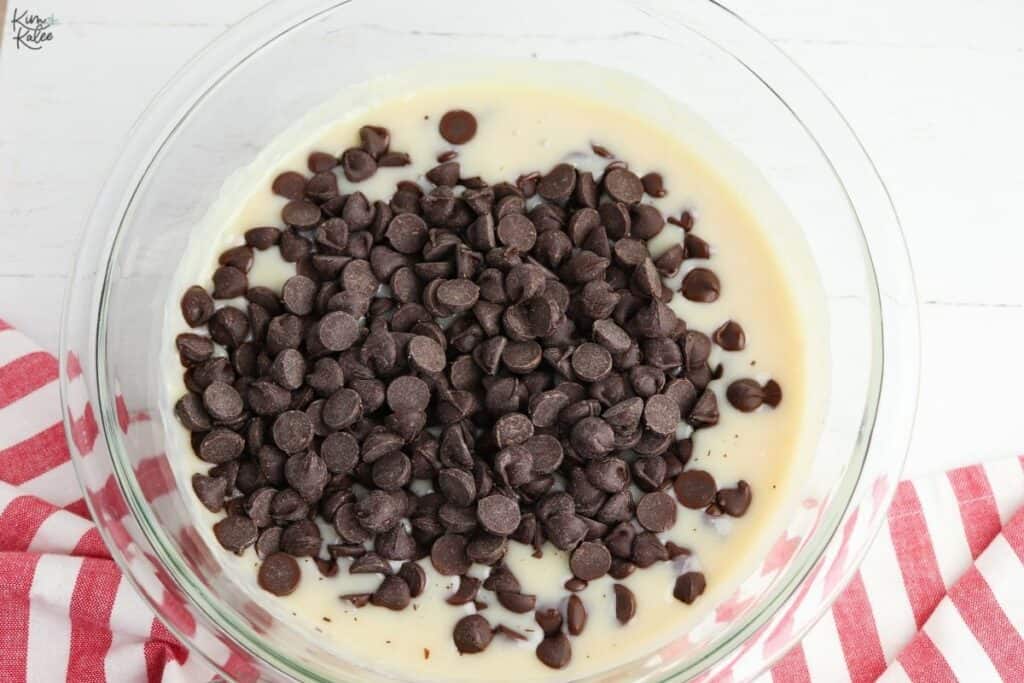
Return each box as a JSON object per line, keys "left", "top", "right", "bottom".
{"left": 0, "top": 317, "right": 1022, "bottom": 682}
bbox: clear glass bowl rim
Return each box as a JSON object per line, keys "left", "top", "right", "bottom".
{"left": 58, "top": 1, "right": 921, "bottom": 681}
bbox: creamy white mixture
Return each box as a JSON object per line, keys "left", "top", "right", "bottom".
{"left": 162, "top": 62, "right": 826, "bottom": 681}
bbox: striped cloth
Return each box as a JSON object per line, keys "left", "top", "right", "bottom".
{"left": 0, "top": 317, "right": 1021, "bottom": 682}
{"left": 764, "top": 459, "right": 1024, "bottom": 683}
{"left": 0, "top": 319, "right": 211, "bottom": 682}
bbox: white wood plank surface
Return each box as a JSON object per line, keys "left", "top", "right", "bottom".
{"left": 1, "top": 0, "right": 1021, "bottom": 479}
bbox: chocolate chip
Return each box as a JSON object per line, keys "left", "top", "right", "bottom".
{"left": 496, "top": 591, "right": 536, "bottom": 613}
{"left": 544, "top": 512, "right": 588, "bottom": 551}
{"left": 571, "top": 343, "right": 612, "bottom": 383}
{"left": 641, "top": 172, "right": 666, "bottom": 197}
{"left": 341, "top": 148, "right": 377, "bottom": 182}
{"left": 272, "top": 171, "right": 306, "bottom": 200}
{"left": 355, "top": 490, "right": 403, "bottom": 534}
{"left": 439, "top": 110, "right": 477, "bottom": 145}
{"left": 354, "top": 125, "right": 389, "bottom": 159}
{"left": 643, "top": 394, "right": 680, "bottom": 436}
{"left": 198, "top": 429, "right": 245, "bottom": 464}
{"left": 564, "top": 577, "right": 587, "bottom": 592}
{"left": 314, "top": 312, "right": 358, "bottom": 354}
{"left": 341, "top": 593, "right": 372, "bottom": 608}
{"left": 717, "top": 480, "right": 752, "bottom": 517}
{"left": 331, "top": 503, "right": 370, "bottom": 544}
{"left": 281, "top": 200, "right": 321, "bottom": 229}
{"left": 570, "top": 417, "right": 614, "bottom": 459}
{"left": 280, "top": 275, "right": 315, "bottom": 316}
{"left": 242, "top": 227, "right": 280, "bottom": 252}
{"left": 629, "top": 204, "right": 665, "bottom": 240}
{"left": 408, "top": 335, "right": 445, "bottom": 374}
{"left": 202, "top": 381, "right": 243, "bottom": 422}
{"left": 436, "top": 279, "right": 480, "bottom": 312}
{"left": 528, "top": 390, "right": 570, "bottom": 429}
{"left": 493, "top": 413, "right": 533, "bottom": 449}
{"left": 726, "top": 379, "right": 763, "bottom": 412}
{"left": 632, "top": 257, "right": 663, "bottom": 299}
{"left": 463, "top": 530, "right": 506, "bottom": 566}
{"left": 271, "top": 411, "right": 313, "bottom": 453}
{"left": 328, "top": 543, "right": 365, "bottom": 560}
{"left": 631, "top": 531, "right": 668, "bottom": 568}
{"left": 712, "top": 320, "right": 745, "bottom": 351}
{"left": 609, "top": 559, "right": 636, "bottom": 579}
{"left": 535, "top": 608, "right": 562, "bottom": 636}
{"left": 585, "top": 458, "right": 629, "bottom": 493}
{"left": 369, "top": 452, "right": 410, "bottom": 492}
{"left": 605, "top": 522, "right": 636, "bottom": 560}
{"left": 613, "top": 583, "right": 637, "bottom": 624}
{"left": 477, "top": 494, "right": 521, "bottom": 536}
{"left": 378, "top": 151, "right": 411, "bottom": 167}
{"left": 255, "top": 526, "right": 282, "bottom": 560}
{"left": 431, "top": 534, "right": 471, "bottom": 575}
{"left": 319, "top": 390, "right": 359, "bottom": 432}
{"left": 570, "top": 541, "right": 611, "bottom": 580}
{"left": 213, "top": 515, "right": 257, "bottom": 554}
{"left": 537, "top": 163, "right": 576, "bottom": 202}
{"left": 498, "top": 341, "right": 540, "bottom": 375}
{"left": 603, "top": 168, "right": 643, "bottom": 204}
{"left": 674, "top": 571, "right": 707, "bottom": 604}
{"left": 632, "top": 456, "right": 667, "bottom": 492}
{"left": 674, "top": 469, "right": 717, "bottom": 509}
{"left": 371, "top": 575, "right": 412, "bottom": 611}
{"left": 560, "top": 250, "right": 609, "bottom": 284}
{"left": 681, "top": 268, "right": 720, "bottom": 303}
{"left": 350, "top": 551, "right": 392, "bottom": 575}
{"left": 636, "top": 491, "right": 677, "bottom": 532}
{"left": 270, "top": 349, "right": 305, "bottom": 391}
{"left": 191, "top": 474, "right": 227, "bottom": 512}
{"left": 280, "top": 518, "right": 321, "bottom": 557}
{"left": 284, "top": 451, "right": 328, "bottom": 502}
{"left": 243, "top": 381, "right": 288, "bottom": 418}
{"left": 536, "top": 633, "right": 572, "bottom": 669}
{"left": 687, "top": 389, "right": 719, "bottom": 428}
{"left": 396, "top": 561, "right": 426, "bottom": 598}
{"left": 495, "top": 213, "right": 537, "bottom": 252}
{"left": 594, "top": 490, "right": 632, "bottom": 525}
{"left": 438, "top": 468, "right": 476, "bottom": 507}
{"left": 453, "top": 614, "right": 492, "bottom": 654}
{"left": 386, "top": 213, "right": 428, "bottom": 255}
{"left": 445, "top": 575, "right": 481, "bottom": 606}
{"left": 180, "top": 286, "right": 214, "bottom": 327}
{"left": 258, "top": 552, "right": 301, "bottom": 596}
{"left": 655, "top": 245, "right": 685, "bottom": 277}
{"left": 270, "top": 488, "right": 308, "bottom": 524}
{"left": 682, "top": 232, "right": 709, "bottom": 258}
{"left": 264, "top": 314, "right": 302, "bottom": 354}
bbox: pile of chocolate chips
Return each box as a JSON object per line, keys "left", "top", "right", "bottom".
{"left": 175, "top": 110, "right": 780, "bottom": 670}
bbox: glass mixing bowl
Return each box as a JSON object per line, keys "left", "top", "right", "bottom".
{"left": 59, "top": 0, "right": 918, "bottom": 680}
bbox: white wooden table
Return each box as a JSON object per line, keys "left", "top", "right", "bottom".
{"left": 1, "top": 0, "right": 1022, "bottom": 480}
